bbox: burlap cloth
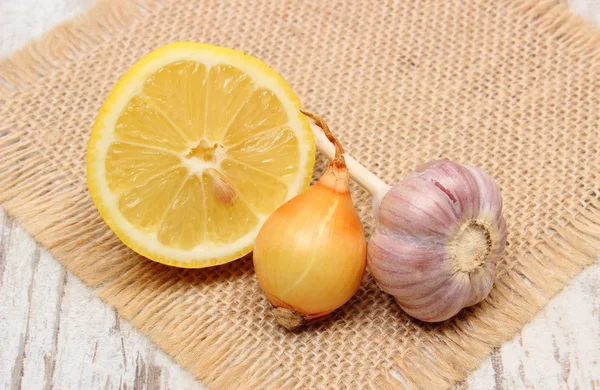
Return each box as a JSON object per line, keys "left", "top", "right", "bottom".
{"left": 1, "top": 0, "right": 599, "bottom": 388}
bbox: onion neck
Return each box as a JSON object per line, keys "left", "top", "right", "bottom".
{"left": 310, "top": 122, "right": 391, "bottom": 216}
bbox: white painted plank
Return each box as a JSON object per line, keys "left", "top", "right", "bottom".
{"left": 466, "top": 262, "right": 600, "bottom": 390}
{"left": 0, "top": 0, "right": 97, "bottom": 57}
{"left": 0, "top": 207, "right": 204, "bottom": 390}
{"left": 0, "top": 213, "right": 39, "bottom": 390}
{"left": 568, "top": 0, "right": 600, "bottom": 23}
{"left": 49, "top": 271, "right": 202, "bottom": 390}
{"left": 20, "top": 249, "right": 65, "bottom": 390}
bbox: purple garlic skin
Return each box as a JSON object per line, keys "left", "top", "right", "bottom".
{"left": 368, "top": 160, "right": 507, "bottom": 322}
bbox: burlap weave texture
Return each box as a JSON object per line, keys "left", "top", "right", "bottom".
{"left": 1, "top": 0, "right": 599, "bottom": 388}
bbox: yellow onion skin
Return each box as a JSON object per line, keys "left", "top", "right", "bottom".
{"left": 253, "top": 164, "right": 367, "bottom": 323}
{"left": 368, "top": 160, "right": 507, "bottom": 322}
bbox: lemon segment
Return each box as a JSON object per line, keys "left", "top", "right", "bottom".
{"left": 156, "top": 175, "right": 205, "bottom": 250}
{"left": 143, "top": 61, "right": 208, "bottom": 144}
{"left": 87, "top": 42, "right": 315, "bottom": 268}
{"left": 228, "top": 127, "right": 301, "bottom": 183}
{"left": 105, "top": 142, "right": 181, "bottom": 195}
{"left": 220, "top": 159, "right": 289, "bottom": 215}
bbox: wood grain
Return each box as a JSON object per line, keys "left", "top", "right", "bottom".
{"left": 0, "top": 209, "right": 204, "bottom": 390}
{"left": 1, "top": 0, "right": 600, "bottom": 389}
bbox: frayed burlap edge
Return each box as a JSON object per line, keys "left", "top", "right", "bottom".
{"left": 1, "top": 0, "right": 599, "bottom": 389}
{"left": 0, "top": 0, "right": 162, "bottom": 96}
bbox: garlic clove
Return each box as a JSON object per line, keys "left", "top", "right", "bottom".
{"left": 368, "top": 234, "right": 450, "bottom": 299}
{"left": 377, "top": 180, "right": 458, "bottom": 239}
{"left": 464, "top": 164, "right": 505, "bottom": 221}
{"left": 412, "top": 160, "right": 482, "bottom": 221}
{"left": 464, "top": 260, "right": 496, "bottom": 306}
{"left": 397, "top": 275, "right": 473, "bottom": 322}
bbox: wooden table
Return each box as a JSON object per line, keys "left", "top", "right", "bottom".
{"left": 1, "top": 1, "right": 599, "bottom": 388}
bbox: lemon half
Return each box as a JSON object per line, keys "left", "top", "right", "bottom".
{"left": 87, "top": 42, "right": 315, "bottom": 268}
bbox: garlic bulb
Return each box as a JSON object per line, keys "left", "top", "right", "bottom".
{"left": 253, "top": 111, "right": 367, "bottom": 331}
{"left": 310, "top": 122, "right": 507, "bottom": 322}
{"left": 368, "top": 160, "right": 507, "bottom": 322}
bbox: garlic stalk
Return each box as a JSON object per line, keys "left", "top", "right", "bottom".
{"left": 253, "top": 112, "right": 367, "bottom": 331}
{"left": 310, "top": 121, "right": 507, "bottom": 323}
